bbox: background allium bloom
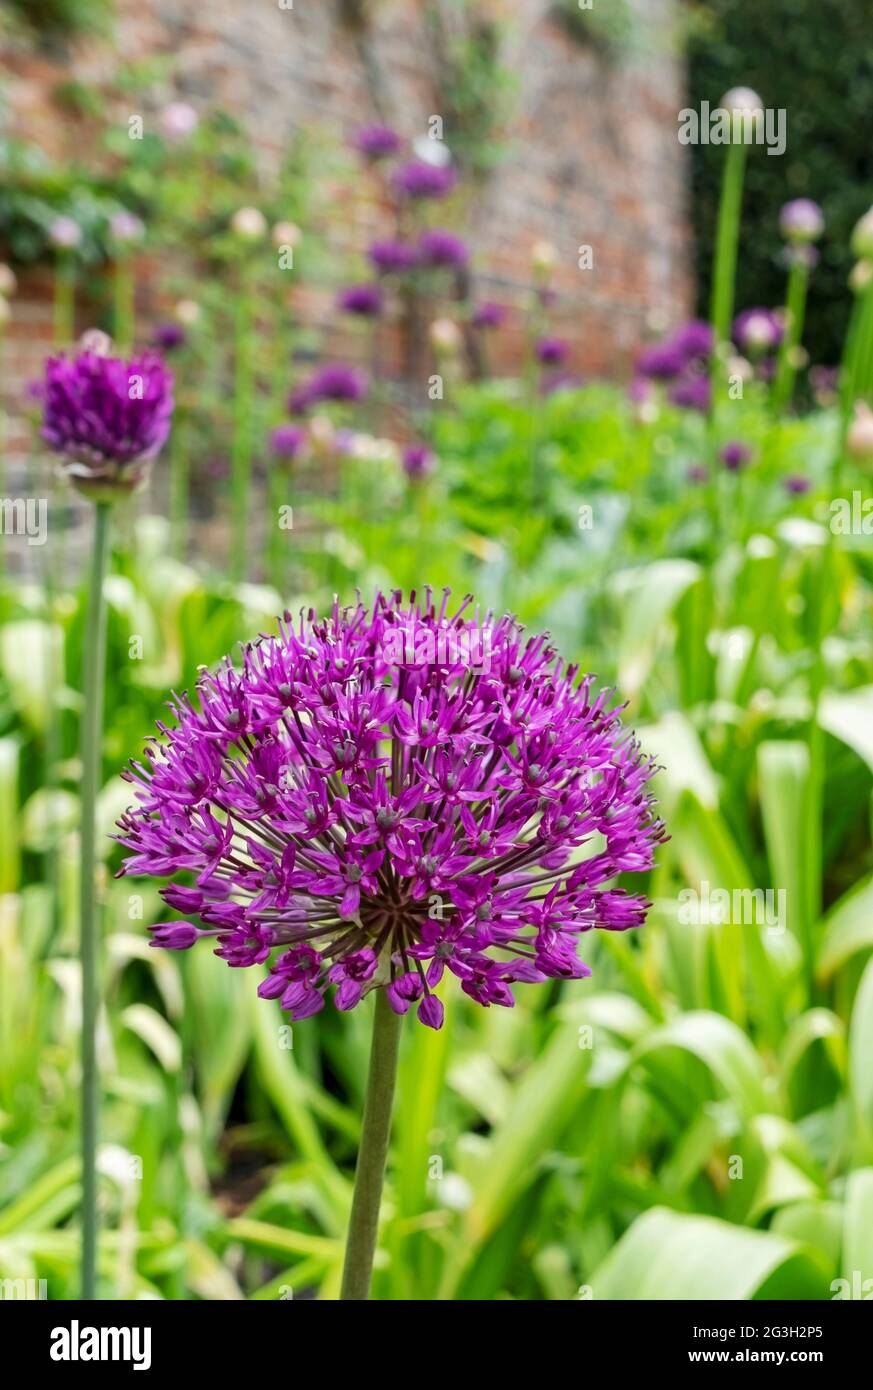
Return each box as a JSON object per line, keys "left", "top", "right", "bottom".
{"left": 153, "top": 321, "right": 187, "bottom": 352}
{"left": 720, "top": 440, "right": 753, "bottom": 471}
{"left": 402, "top": 444, "right": 435, "bottom": 480}
{"left": 368, "top": 239, "right": 420, "bottom": 275}
{"left": 671, "top": 320, "right": 713, "bottom": 360}
{"left": 668, "top": 372, "right": 711, "bottom": 412}
{"left": 418, "top": 229, "right": 469, "bottom": 268}
{"left": 535, "top": 337, "right": 570, "bottom": 366}
{"left": 116, "top": 591, "right": 665, "bottom": 1031}
{"left": 41, "top": 348, "right": 174, "bottom": 496}
{"left": 784, "top": 473, "right": 810, "bottom": 494}
{"left": 687, "top": 464, "right": 709, "bottom": 483}
{"left": 49, "top": 216, "right": 82, "bottom": 250}
{"left": 352, "top": 124, "right": 402, "bottom": 159}
{"left": 109, "top": 210, "right": 145, "bottom": 244}
{"left": 337, "top": 284, "right": 383, "bottom": 316}
{"left": 269, "top": 423, "right": 306, "bottom": 458}
{"left": 472, "top": 302, "right": 507, "bottom": 330}
{"left": 780, "top": 198, "right": 824, "bottom": 244}
{"left": 392, "top": 161, "right": 457, "bottom": 200}
{"left": 303, "top": 363, "right": 369, "bottom": 406}
{"left": 636, "top": 341, "right": 686, "bottom": 381}
{"left": 732, "top": 307, "right": 783, "bottom": 355}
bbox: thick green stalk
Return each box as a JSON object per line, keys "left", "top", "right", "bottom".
{"left": 340, "top": 990, "right": 402, "bottom": 1300}
{"left": 709, "top": 139, "right": 748, "bottom": 416}
{"left": 230, "top": 266, "right": 254, "bottom": 582}
{"left": 79, "top": 500, "right": 111, "bottom": 1299}
{"left": 772, "top": 257, "right": 809, "bottom": 414}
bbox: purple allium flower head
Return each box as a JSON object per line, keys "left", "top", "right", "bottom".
{"left": 337, "top": 284, "right": 383, "bottom": 317}
{"left": 153, "top": 321, "right": 187, "bottom": 352}
{"left": 270, "top": 424, "right": 306, "bottom": 459}
{"left": 471, "top": 301, "right": 507, "bottom": 330}
{"left": 41, "top": 346, "right": 174, "bottom": 498}
{"left": 687, "top": 464, "right": 709, "bottom": 484}
{"left": 418, "top": 229, "right": 469, "bottom": 269}
{"left": 369, "top": 239, "right": 420, "bottom": 275}
{"left": 783, "top": 473, "right": 810, "bottom": 495}
{"left": 536, "top": 337, "right": 570, "bottom": 366}
{"left": 780, "top": 198, "right": 824, "bottom": 244}
{"left": 402, "top": 444, "right": 435, "bottom": 481}
{"left": 668, "top": 372, "right": 711, "bottom": 413}
{"left": 392, "top": 161, "right": 457, "bottom": 200}
{"left": 732, "top": 307, "right": 783, "bottom": 355}
{"left": 116, "top": 590, "right": 665, "bottom": 1029}
{"left": 304, "top": 363, "right": 369, "bottom": 407}
{"left": 352, "top": 124, "right": 402, "bottom": 160}
{"left": 636, "top": 341, "right": 686, "bottom": 381}
{"left": 720, "top": 441, "right": 753, "bottom": 472}
{"left": 671, "top": 319, "right": 713, "bottom": 361}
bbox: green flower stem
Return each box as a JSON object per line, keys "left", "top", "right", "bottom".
{"left": 54, "top": 257, "right": 75, "bottom": 346}
{"left": 709, "top": 138, "right": 748, "bottom": 419}
{"left": 169, "top": 414, "right": 189, "bottom": 560}
{"left": 340, "top": 990, "right": 402, "bottom": 1301}
{"left": 113, "top": 258, "right": 135, "bottom": 354}
{"left": 79, "top": 499, "right": 112, "bottom": 1300}
{"left": 267, "top": 460, "right": 289, "bottom": 592}
{"left": 230, "top": 264, "right": 255, "bottom": 583}
{"left": 772, "top": 257, "right": 809, "bottom": 414}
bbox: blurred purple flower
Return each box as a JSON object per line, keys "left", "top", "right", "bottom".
{"left": 116, "top": 590, "right": 665, "bottom": 1029}
{"left": 337, "top": 284, "right": 383, "bottom": 317}
{"left": 672, "top": 320, "right": 713, "bottom": 360}
{"left": 48, "top": 216, "right": 82, "bottom": 250}
{"left": 269, "top": 424, "right": 306, "bottom": 458}
{"left": 542, "top": 371, "right": 580, "bottom": 396}
{"left": 418, "top": 229, "right": 469, "bottom": 268}
{"left": 668, "top": 373, "right": 711, "bottom": 413}
{"left": 352, "top": 124, "right": 402, "bottom": 160}
{"left": 472, "top": 302, "right": 507, "bottom": 329}
{"left": 369, "top": 239, "right": 420, "bottom": 275}
{"left": 733, "top": 308, "right": 783, "bottom": 355}
{"left": 536, "top": 337, "right": 570, "bottom": 366}
{"left": 626, "top": 377, "right": 653, "bottom": 404}
{"left": 636, "top": 341, "right": 686, "bottom": 381}
{"left": 402, "top": 443, "right": 435, "bottom": 481}
{"left": 153, "top": 322, "right": 187, "bottom": 352}
{"left": 41, "top": 346, "right": 173, "bottom": 496}
{"left": 784, "top": 474, "right": 810, "bottom": 494}
{"left": 720, "top": 441, "right": 753, "bottom": 472}
{"left": 392, "top": 161, "right": 457, "bottom": 200}
{"left": 296, "top": 363, "right": 369, "bottom": 409}
{"left": 687, "top": 464, "right": 709, "bottom": 483}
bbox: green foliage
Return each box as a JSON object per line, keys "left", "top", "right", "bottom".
{"left": 2, "top": 0, "right": 113, "bottom": 45}
{"left": 687, "top": 0, "right": 873, "bottom": 367}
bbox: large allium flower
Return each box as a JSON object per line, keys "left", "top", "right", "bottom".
{"left": 41, "top": 345, "right": 174, "bottom": 497}
{"left": 392, "top": 161, "right": 457, "bottom": 200}
{"left": 536, "top": 337, "right": 570, "bottom": 366}
{"left": 636, "top": 341, "right": 686, "bottom": 381}
{"left": 116, "top": 591, "right": 665, "bottom": 1030}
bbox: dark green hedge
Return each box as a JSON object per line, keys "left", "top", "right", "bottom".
{"left": 687, "top": 0, "right": 873, "bottom": 369}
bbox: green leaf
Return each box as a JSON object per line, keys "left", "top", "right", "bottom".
{"left": 589, "top": 1207, "right": 829, "bottom": 1299}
